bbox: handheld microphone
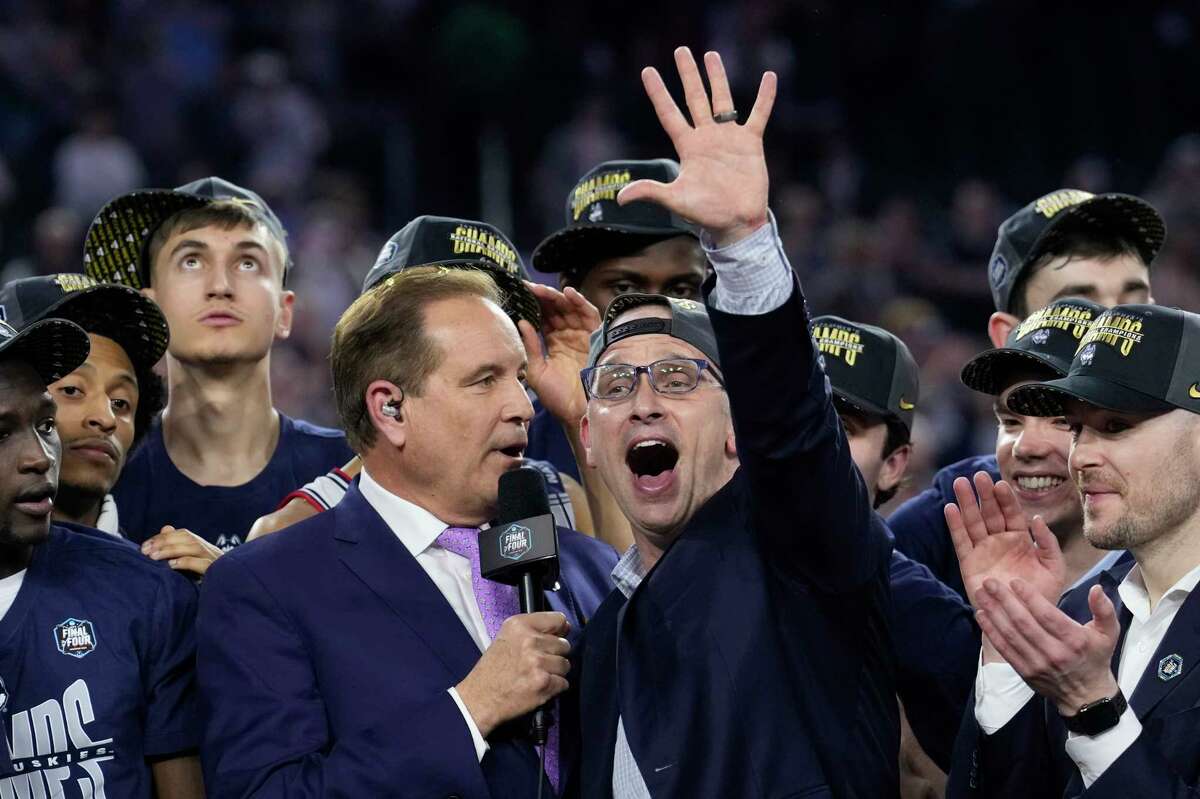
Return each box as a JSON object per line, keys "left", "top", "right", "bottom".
{"left": 481, "top": 467, "right": 561, "bottom": 745}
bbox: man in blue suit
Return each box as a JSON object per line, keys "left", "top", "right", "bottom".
{"left": 947, "top": 304, "right": 1200, "bottom": 797}
{"left": 565, "top": 48, "right": 898, "bottom": 797}
{"left": 196, "top": 260, "right": 616, "bottom": 797}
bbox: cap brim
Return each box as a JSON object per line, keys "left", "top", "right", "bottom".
{"left": 1032, "top": 194, "right": 1166, "bottom": 270}
{"left": 365, "top": 259, "right": 542, "bottom": 328}
{"left": 960, "top": 348, "right": 1065, "bottom": 395}
{"left": 38, "top": 284, "right": 169, "bottom": 371}
{"left": 531, "top": 225, "right": 694, "bottom": 274}
{"left": 1007, "top": 374, "right": 1176, "bottom": 418}
{"left": 832, "top": 389, "right": 894, "bottom": 422}
{"left": 1, "top": 318, "right": 92, "bottom": 386}
{"left": 84, "top": 190, "right": 210, "bottom": 289}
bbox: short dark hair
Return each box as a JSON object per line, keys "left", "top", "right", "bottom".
{"left": 874, "top": 419, "right": 911, "bottom": 508}
{"left": 1010, "top": 221, "right": 1145, "bottom": 318}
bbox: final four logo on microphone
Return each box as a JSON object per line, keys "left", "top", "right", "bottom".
{"left": 500, "top": 524, "right": 533, "bottom": 560}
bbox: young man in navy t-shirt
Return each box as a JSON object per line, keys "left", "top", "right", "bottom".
{"left": 0, "top": 315, "right": 202, "bottom": 797}
{"left": 83, "top": 178, "right": 352, "bottom": 572}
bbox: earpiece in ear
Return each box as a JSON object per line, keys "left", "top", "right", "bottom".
{"left": 381, "top": 401, "right": 400, "bottom": 418}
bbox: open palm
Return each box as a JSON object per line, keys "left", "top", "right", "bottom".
{"left": 619, "top": 47, "right": 777, "bottom": 247}
{"left": 945, "top": 472, "right": 1066, "bottom": 609}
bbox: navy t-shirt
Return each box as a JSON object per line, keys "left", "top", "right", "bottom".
{"left": 0, "top": 525, "right": 198, "bottom": 797}
{"left": 887, "top": 453, "right": 1001, "bottom": 602}
{"left": 114, "top": 413, "right": 353, "bottom": 549}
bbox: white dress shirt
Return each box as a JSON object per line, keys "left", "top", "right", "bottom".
{"left": 0, "top": 569, "right": 25, "bottom": 621}
{"left": 611, "top": 215, "right": 796, "bottom": 799}
{"left": 95, "top": 493, "right": 121, "bottom": 537}
{"left": 975, "top": 561, "right": 1200, "bottom": 787}
{"left": 357, "top": 467, "right": 493, "bottom": 761}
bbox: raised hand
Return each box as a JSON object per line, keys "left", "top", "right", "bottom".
{"left": 618, "top": 47, "right": 777, "bottom": 248}
{"left": 518, "top": 282, "right": 600, "bottom": 429}
{"left": 945, "top": 471, "right": 1067, "bottom": 612}
{"left": 975, "top": 580, "right": 1121, "bottom": 715}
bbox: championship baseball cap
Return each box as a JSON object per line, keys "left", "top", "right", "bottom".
{"left": 586, "top": 294, "right": 720, "bottom": 371}
{"left": 83, "top": 176, "right": 290, "bottom": 289}
{"left": 988, "top": 189, "right": 1165, "bottom": 314}
{"left": 531, "top": 159, "right": 697, "bottom": 275}
{"left": 1008, "top": 304, "right": 1200, "bottom": 418}
{"left": 363, "top": 215, "right": 540, "bottom": 326}
{"left": 961, "top": 297, "right": 1104, "bottom": 396}
{"left": 812, "top": 315, "right": 920, "bottom": 436}
{"left": 0, "top": 315, "right": 90, "bottom": 388}
{"left": 0, "top": 274, "right": 169, "bottom": 374}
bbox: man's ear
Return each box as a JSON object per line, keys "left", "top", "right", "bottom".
{"left": 878, "top": 443, "right": 912, "bottom": 495}
{"left": 141, "top": 286, "right": 156, "bottom": 303}
{"left": 366, "top": 380, "right": 406, "bottom": 449}
{"left": 580, "top": 412, "right": 597, "bottom": 468}
{"left": 275, "top": 289, "right": 296, "bottom": 340}
{"left": 725, "top": 425, "right": 737, "bottom": 460}
{"left": 988, "top": 312, "right": 1019, "bottom": 349}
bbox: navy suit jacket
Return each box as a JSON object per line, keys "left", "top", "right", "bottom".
{"left": 567, "top": 279, "right": 899, "bottom": 798}
{"left": 196, "top": 483, "right": 617, "bottom": 798}
{"left": 949, "top": 555, "right": 1200, "bottom": 798}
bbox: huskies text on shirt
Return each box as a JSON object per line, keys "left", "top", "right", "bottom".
{"left": 0, "top": 525, "right": 198, "bottom": 797}
{"left": 113, "top": 414, "right": 353, "bottom": 549}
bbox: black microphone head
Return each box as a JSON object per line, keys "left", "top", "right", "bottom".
{"left": 497, "top": 467, "right": 551, "bottom": 525}
{"left": 484, "top": 467, "right": 559, "bottom": 589}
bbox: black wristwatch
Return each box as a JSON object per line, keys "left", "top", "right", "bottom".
{"left": 1061, "top": 689, "right": 1128, "bottom": 736}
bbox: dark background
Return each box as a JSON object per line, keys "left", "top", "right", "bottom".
{"left": 3, "top": 0, "right": 1198, "bottom": 504}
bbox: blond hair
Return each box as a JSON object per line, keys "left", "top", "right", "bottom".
{"left": 146, "top": 200, "right": 290, "bottom": 285}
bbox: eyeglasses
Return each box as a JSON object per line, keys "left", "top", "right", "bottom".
{"left": 580, "top": 357, "right": 722, "bottom": 401}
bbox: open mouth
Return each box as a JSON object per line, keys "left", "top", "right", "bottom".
{"left": 1014, "top": 475, "right": 1066, "bottom": 494}
{"left": 497, "top": 444, "right": 525, "bottom": 459}
{"left": 626, "top": 439, "right": 679, "bottom": 484}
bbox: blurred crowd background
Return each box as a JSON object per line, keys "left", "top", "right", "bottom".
{"left": 2, "top": 0, "right": 1199, "bottom": 506}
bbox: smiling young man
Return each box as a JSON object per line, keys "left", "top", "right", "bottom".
{"left": 0, "top": 315, "right": 203, "bottom": 798}
{"left": 0, "top": 273, "right": 169, "bottom": 536}
{"left": 958, "top": 297, "right": 1126, "bottom": 592}
{"left": 565, "top": 48, "right": 896, "bottom": 798}
{"left": 889, "top": 189, "right": 1165, "bottom": 600}
{"left": 946, "top": 304, "right": 1200, "bottom": 797}
{"left": 82, "top": 178, "right": 352, "bottom": 567}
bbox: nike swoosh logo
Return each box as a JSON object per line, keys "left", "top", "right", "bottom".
{"left": 654, "top": 763, "right": 676, "bottom": 773}
{"left": 899, "top": 398, "right": 916, "bottom": 411}
{"left": 1190, "top": 383, "right": 1200, "bottom": 399}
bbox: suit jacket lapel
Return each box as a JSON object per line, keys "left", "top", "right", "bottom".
{"left": 1129, "top": 585, "right": 1200, "bottom": 719}
{"left": 1100, "top": 569, "right": 1131, "bottom": 677}
{"left": 333, "top": 484, "right": 483, "bottom": 682}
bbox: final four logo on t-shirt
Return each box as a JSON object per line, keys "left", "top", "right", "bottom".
{"left": 54, "top": 618, "right": 98, "bottom": 658}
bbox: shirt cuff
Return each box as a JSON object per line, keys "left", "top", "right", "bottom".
{"left": 447, "top": 687, "right": 490, "bottom": 762}
{"left": 1064, "top": 706, "right": 1141, "bottom": 788}
{"left": 974, "top": 652, "right": 1037, "bottom": 734}
{"left": 702, "top": 211, "right": 794, "bottom": 315}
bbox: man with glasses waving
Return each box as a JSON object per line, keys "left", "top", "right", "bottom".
{"left": 562, "top": 47, "right": 897, "bottom": 798}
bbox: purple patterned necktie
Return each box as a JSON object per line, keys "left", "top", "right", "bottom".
{"left": 436, "top": 526, "right": 559, "bottom": 792}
